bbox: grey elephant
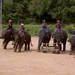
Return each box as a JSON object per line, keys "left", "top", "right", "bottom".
{"left": 1, "top": 28, "right": 32, "bottom": 52}
{"left": 37, "top": 29, "right": 51, "bottom": 52}
{"left": 68, "top": 36, "right": 75, "bottom": 55}
{"left": 14, "top": 32, "right": 25, "bottom": 52}
{"left": 1, "top": 28, "right": 19, "bottom": 49}
{"left": 52, "top": 30, "right": 67, "bottom": 53}
{"left": 14, "top": 31, "right": 33, "bottom": 52}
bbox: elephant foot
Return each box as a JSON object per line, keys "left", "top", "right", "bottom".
{"left": 52, "top": 50, "right": 60, "bottom": 54}
{"left": 14, "top": 50, "right": 17, "bottom": 52}
{"left": 24, "top": 48, "right": 27, "bottom": 50}
{"left": 37, "top": 50, "right": 41, "bottom": 52}
{"left": 24, "top": 49, "right": 27, "bottom": 51}
{"left": 28, "top": 49, "right": 30, "bottom": 50}
{"left": 52, "top": 51, "right": 56, "bottom": 54}
{"left": 56, "top": 51, "right": 60, "bottom": 54}
{"left": 3, "top": 47, "right": 7, "bottom": 49}
{"left": 43, "top": 51, "right": 47, "bottom": 53}
{"left": 18, "top": 50, "right": 21, "bottom": 52}
{"left": 69, "top": 53, "right": 72, "bottom": 55}
{"left": 63, "top": 50, "right": 66, "bottom": 51}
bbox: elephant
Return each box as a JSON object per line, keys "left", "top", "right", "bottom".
{"left": 14, "top": 31, "right": 33, "bottom": 52}
{"left": 52, "top": 30, "right": 67, "bottom": 53}
{"left": 1, "top": 28, "right": 19, "bottom": 49}
{"left": 68, "top": 36, "right": 75, "bottom": 55}
{"left": 1, "top": 28, "right": 33, "bottom": 52}
{"left": 14, "top": 32, "right": 25, "bottom": 52}
{"left": 37, "top": 29, "right": 51, "bottom": 52}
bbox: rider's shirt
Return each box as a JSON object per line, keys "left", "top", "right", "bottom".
{"left": 42, "top": 23, "right": 47, "bottom": 28}
{"left": 72, "top": 30, "right": 75, "bottom": 35}
{"left": 55, "top": 24, "right": 62, "bottom": 30}
{"left": 20, "top": 26, "right": 25, "bottom": 32}
{"left": 8, "top": 24, "right": 12, "bottom": 29}
{"left": 41, "top": 23, "right": 48, "bottom": 33}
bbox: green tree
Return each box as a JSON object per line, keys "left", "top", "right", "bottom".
{"left": 29, "top": 0, "right": 75, "bottom": 23}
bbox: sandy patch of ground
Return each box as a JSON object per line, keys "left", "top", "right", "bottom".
{"left": 0, "top": 37, "right": 75, "bottom": 75}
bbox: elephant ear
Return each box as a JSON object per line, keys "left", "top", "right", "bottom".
{"left": 68, "top": 36, "right": 75, "bottom": 42}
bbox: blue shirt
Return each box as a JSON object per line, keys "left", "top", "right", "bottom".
{"left": 72, "top": 30, "right": 75, "bottom": 35}
{"left": 56, "top": 24, "right": 62, "bottom": 29}
{"left": 42, "top": 23, "right": 47, "bottom": 28}
{"left": 21, "top": 27, "right": 25, "bottom": 31}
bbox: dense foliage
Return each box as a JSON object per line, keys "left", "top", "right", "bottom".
{"left": 2, "top": 0, "right": 75, "bottom": 24}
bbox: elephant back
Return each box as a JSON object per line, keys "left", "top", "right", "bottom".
{"left": 39, "top": 29, "right": 51, "bottom": 39}
{"left": 53, "top": 30, "right": 67, "bottom": 41}
{"left": 12, "top": 28, "right": 19, "bottom": 35}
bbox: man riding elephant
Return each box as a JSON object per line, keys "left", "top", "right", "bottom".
{"left": 53, "top": 20, "right": 67, "bottom": 53}
{"left": 19, "top": 23, "right": 25, "bottom": 36}
{"left": 7, "top": 20, "right": 13, "bottom": 37}
{"left": 1, "top": 22, "right": 32, "bottom": 52}
{"left": 1, "top": 19, "right": 15, "bottom": 49}
{"left": 41, "top": 20, "right": 48, "bottom": 33}
{"left": 14, "top": 23, "right": 33, "bottom": 52}
{"left": 37, "top": 20, "right": 51, "bottom": 52}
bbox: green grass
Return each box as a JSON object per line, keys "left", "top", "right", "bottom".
{"left": 2, "top": 24, "right": 73, "bottom": 37}
{"left": 2, "top": 24, "right": 41, "bottom": 36}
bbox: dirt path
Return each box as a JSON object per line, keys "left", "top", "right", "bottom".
{"left": 0, "top": 37, "right": 75, "bottom": 75}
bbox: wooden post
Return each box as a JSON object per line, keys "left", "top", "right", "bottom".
{"left": 0, "top": 0, "right": 2, "bottom": 37}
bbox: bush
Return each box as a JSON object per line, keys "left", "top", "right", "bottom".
{"left": 64, "top": 25, "right": 75, "bottom": 34}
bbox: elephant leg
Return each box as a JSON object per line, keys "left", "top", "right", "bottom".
{"left": 46, "top": 39, "right": 50, "bottom": 46}
{"left": 3, "top": 40, "right": 9, "bottom": 49}
{"left": 46, "top": 41, "right": 49, "bottom": 46}
{"left": 63, "top": 42, "right": 66, "bottom": 51}
{"left": 24, "top": 43, "right": 27, "bottom": 50}
{"left": 69, "top": 45, "right": 74, "bottom": 55}
{"left": 14, "top": 43, "right": 18, "bottom": 52}
{"left": 18, "top": 43, "right": 23, "bottom": 52}
{"left": 3, "top": 39, "right": 6, "bottom": 48}
{"left": 59, "top": 44, "right": 62, "bottom": 51}
{"left": 28, "top": 43, "right": 30, "bottom": 50}
{"left": 12, "top": 41, "right": 15, "bottom": 48}
{"left": 37, "top": 39, "right": 42, "bottom": 52}
{"left": 43, "top": 42, "right": 46, "bottom": 46}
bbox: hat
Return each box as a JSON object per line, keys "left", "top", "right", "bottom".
{"left": 42, "top": 19, "right": 46, "bottom": 22}
{"left": 21, "top": 23, "right": 24, "bottom": 26}
{"left": 8, "top": 20, "right": 12, "bottom": 22}
{"left": 57, "top": 20, "right": 60, "bottom": 23}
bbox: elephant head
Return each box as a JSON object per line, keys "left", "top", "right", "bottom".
{"left": 1, "top": 29, "right": 11, "bottom": 39}
{"left": 68, "top": 36, "right": 75, "bottom": 46}
{"left": 53, "top": 31, "right": 62, "bottom": 45}
{"left": 68, "top": 36, "right": 75, "bottom": 55}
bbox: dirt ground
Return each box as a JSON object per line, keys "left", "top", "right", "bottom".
{"left": 0, "top": 37, "right": 75, "bottom": 75}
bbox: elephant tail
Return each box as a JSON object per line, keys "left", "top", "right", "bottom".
{"left": 31, "top": 41, "right": 33, "bottom": 47}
